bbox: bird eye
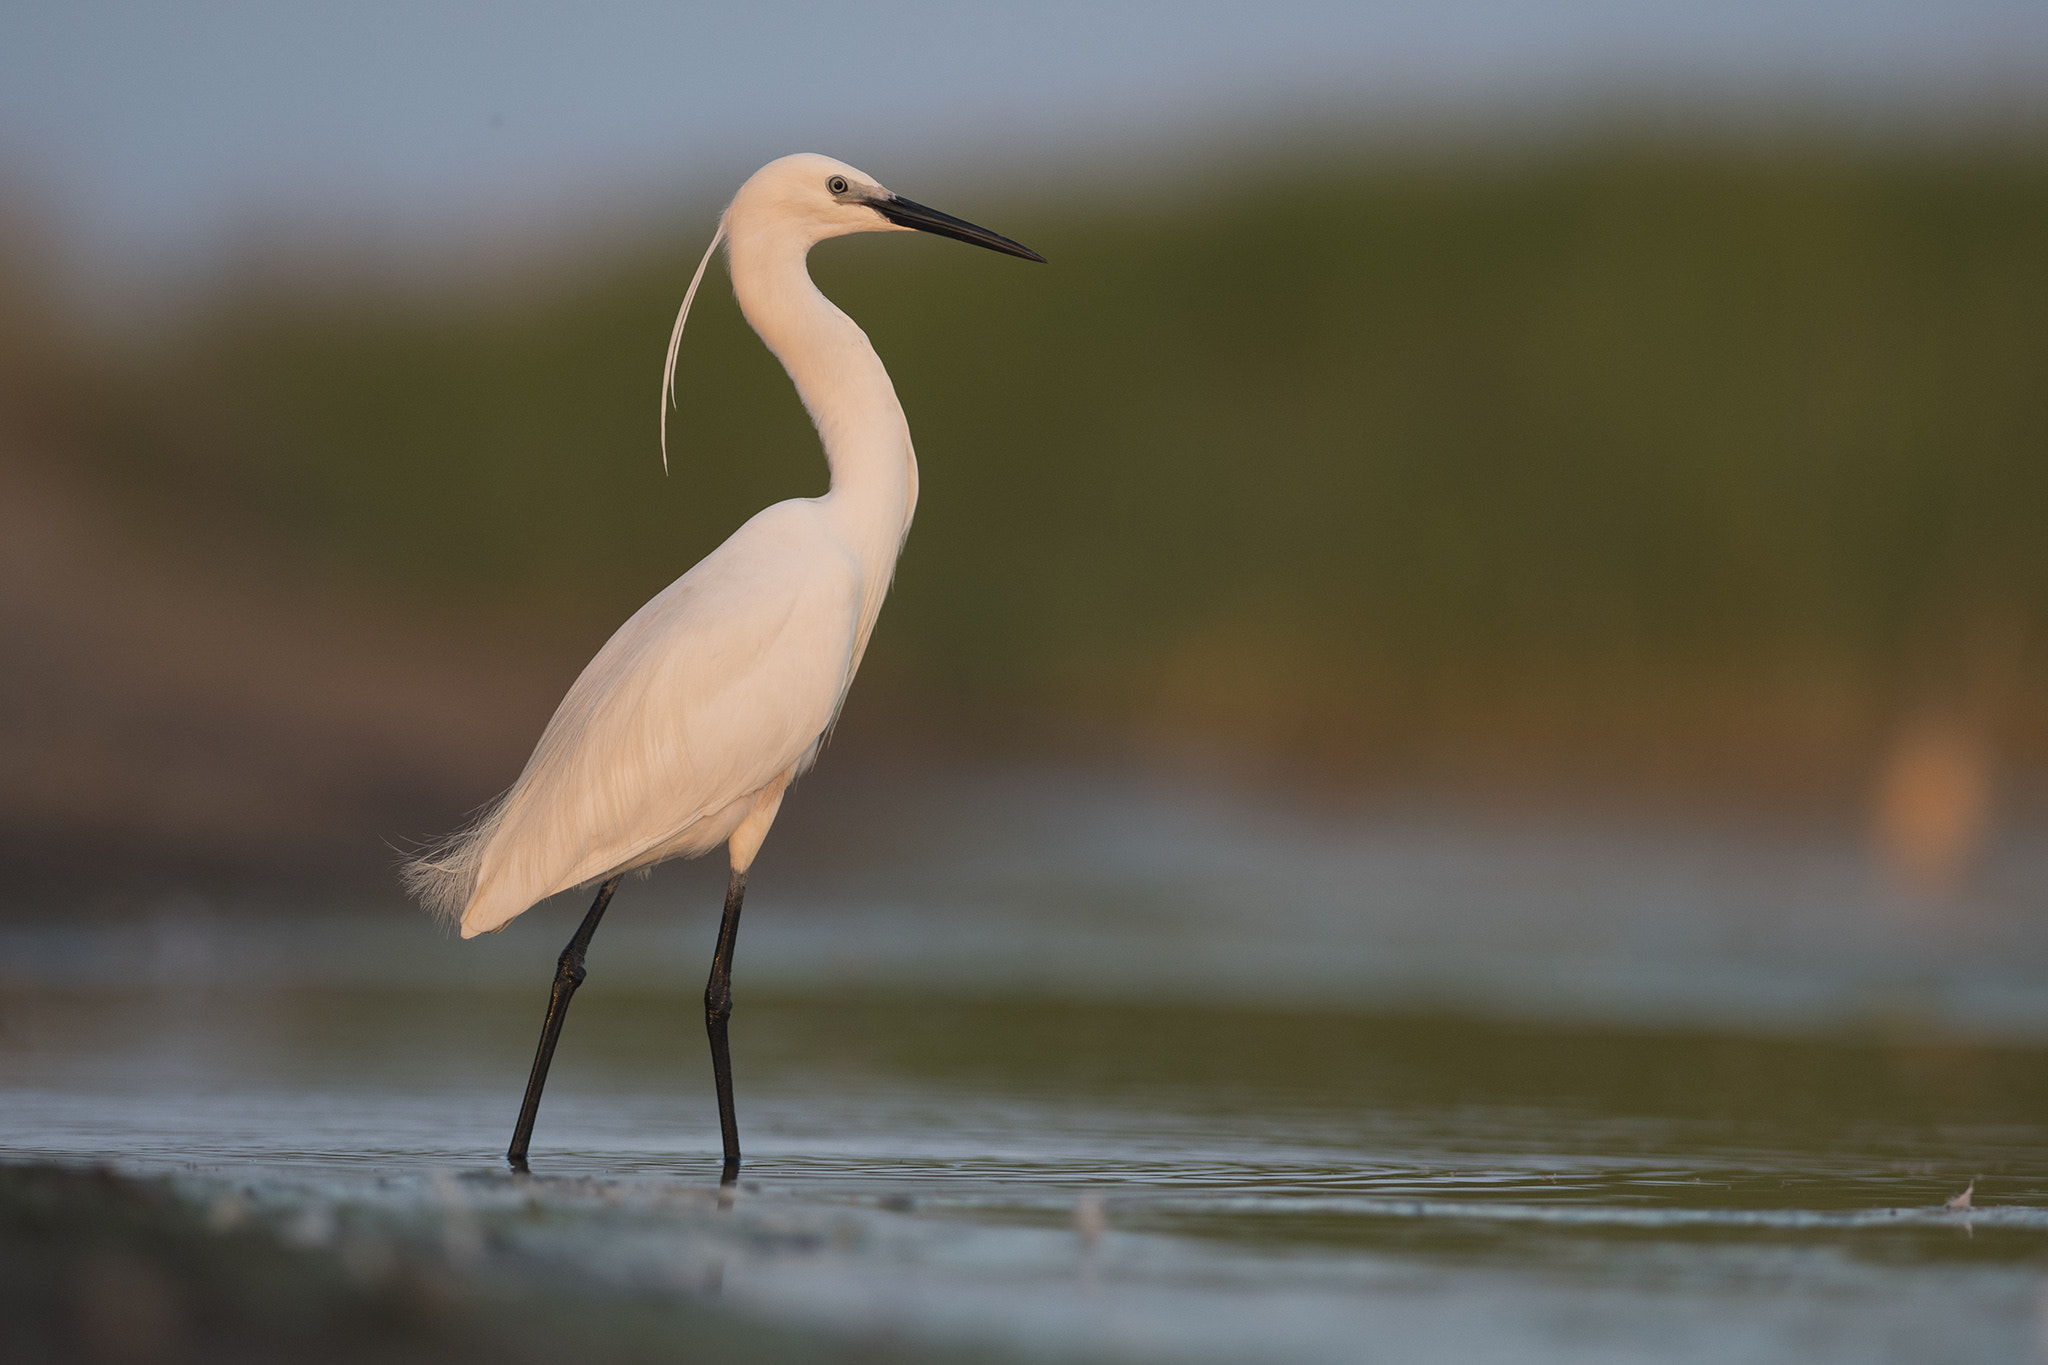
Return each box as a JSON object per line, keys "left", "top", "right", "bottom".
{"left": 827, "top": 176, "right": 849, "bottom": 195}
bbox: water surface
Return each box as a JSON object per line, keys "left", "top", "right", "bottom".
{"left": 6, "top": 775, "right": 2048, "bottom": 1362}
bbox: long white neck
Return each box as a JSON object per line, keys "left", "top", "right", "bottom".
{"left": 727, "top": 223, "right": 918, "bottom": 621}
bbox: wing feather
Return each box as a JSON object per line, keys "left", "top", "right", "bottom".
{"left": 405, "top": 500, "right": 862, "bottom": 936}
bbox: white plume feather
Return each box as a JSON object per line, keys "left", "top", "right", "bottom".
{"left": 660, "top": 214, "right": 729, "bottom": 474}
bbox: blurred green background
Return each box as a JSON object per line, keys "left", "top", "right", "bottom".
{"left": 4, "top": 131, "right": 2046, "bottom": 894}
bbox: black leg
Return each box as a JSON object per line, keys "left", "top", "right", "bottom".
{"left": 507, "top": 876, "right": 621, "bottom": 1170}
{"left": 704, "top": 868, "right": 747, "bottom": 1185}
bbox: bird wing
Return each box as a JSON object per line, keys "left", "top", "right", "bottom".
{"left": 444, "top": 499, "right": 863, "bottom": 935}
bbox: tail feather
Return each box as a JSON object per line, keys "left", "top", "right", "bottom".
{"left": 400, "top": 799, "right": 508, "bottom": 927}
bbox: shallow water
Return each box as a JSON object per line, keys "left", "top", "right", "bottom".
{"left": 6, "top": 773, "right": 2048, "bottom": 1361}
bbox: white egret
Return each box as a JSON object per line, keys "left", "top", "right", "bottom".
{"left": 405, "top": 154, "right": 1043, "bottom": 1180}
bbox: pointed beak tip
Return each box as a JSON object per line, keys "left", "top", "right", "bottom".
{"left": 875, "top": 194, "right": 1046, "bottom": 265}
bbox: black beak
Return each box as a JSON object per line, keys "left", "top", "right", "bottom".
{"left": 870, "top": 195, "right": 1046, "bottom": 263}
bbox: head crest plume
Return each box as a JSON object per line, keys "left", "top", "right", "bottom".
{"left": 659, "top": 213, "right": 729, "bottom": 473}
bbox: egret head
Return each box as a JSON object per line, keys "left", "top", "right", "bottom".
{"left": 730, "top": 153, "right": 1045, "bottom": 262}
{"left": 662, "top": 154, "right": 1042, "bottom": 468}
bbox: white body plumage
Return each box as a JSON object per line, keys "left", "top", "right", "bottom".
{"left": 404, "top": 153, "right": 1037, "bottom": 938}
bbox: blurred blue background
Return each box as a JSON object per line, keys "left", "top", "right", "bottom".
{"left": 7, "top": 1, "right": 2044, "bottom": 270}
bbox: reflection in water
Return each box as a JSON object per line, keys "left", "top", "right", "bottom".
{"left": 5, "top": 982, "right": 2048, "bottom": 1363}
{"left": 5, "top": 782, "right": 2048, "bottom": 1362}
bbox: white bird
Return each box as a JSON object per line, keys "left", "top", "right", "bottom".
{"left": 405, "top": 154, "right": 1042, "bottom": 1180}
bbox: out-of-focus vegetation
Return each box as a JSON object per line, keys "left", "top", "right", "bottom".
{"left": 31, "top": 137, "right": 2048, "bottom": 799}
